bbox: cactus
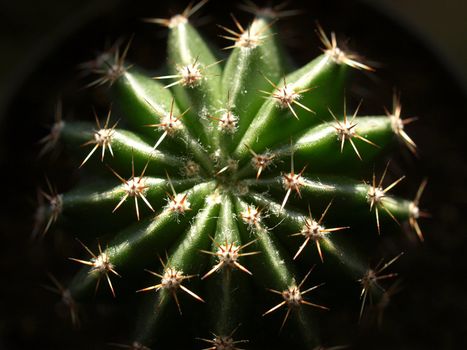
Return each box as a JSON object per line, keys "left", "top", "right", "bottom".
{"left": 36, "top": 1, "right": 427, "bottom": 349}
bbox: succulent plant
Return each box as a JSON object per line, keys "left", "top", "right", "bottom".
{"left": 36, "top": 1, "right": 427, "bottom": 349}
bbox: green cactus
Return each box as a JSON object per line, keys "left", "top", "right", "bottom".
{"left": 36, "top": 1, "right": 427, "bottom": 349}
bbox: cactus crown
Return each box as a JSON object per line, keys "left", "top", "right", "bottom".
{"left": 37, "top": 1, "right": 427, "bottom": 348}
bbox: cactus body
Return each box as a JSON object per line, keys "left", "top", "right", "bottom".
{"left": 38, "top": 2, "right": 426, "bottom": 349}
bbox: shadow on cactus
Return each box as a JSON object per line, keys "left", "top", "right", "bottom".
{"left": 36, "top": 1, "right": 428, "bottom": 349}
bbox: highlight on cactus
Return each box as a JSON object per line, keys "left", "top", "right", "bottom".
{"left": 35, "top": 1, "right": 428, "bottom": 348}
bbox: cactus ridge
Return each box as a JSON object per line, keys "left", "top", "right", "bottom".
{"left": 37, "top": 2, "right": 427, "bottom": 349}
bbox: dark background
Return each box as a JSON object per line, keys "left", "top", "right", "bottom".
{"left": 1, "top": 0, "right": 466, "bottom": 349}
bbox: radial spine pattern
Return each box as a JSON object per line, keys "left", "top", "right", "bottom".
{"left": 37, "top": 2, "right": 427, "bottom": 349}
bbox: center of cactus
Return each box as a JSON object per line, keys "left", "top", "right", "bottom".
{"left": 217, "top": 111, "right": 239, "bottom": 133}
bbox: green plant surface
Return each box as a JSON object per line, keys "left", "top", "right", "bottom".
{"left": 36, "top": 2, "right": 427, "bottom": 349}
